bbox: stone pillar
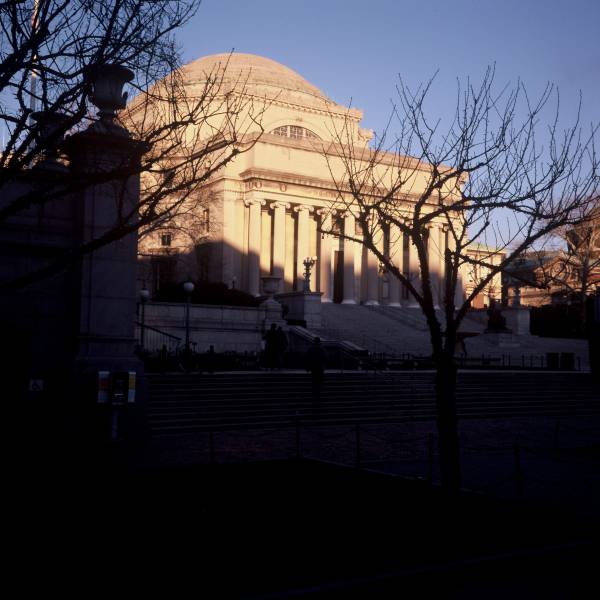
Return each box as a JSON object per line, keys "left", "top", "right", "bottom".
{"left": 447, "top": 227, "right": 464, "bottom": 307}
{"left": 317, "top": 209, "right": 334, "bottom": 302}
{"left": 342, "top": 211, "right": 356, "bottom": 304}
{"left": 428, "top": 224, "right": 441, "bottom": 309}
{"left": 294, "top": 204, "right": 312, "bottom": 291}
{"left": 365, "top": 217, "right": 381, "bottom": 305}
{"left": 271, "top": 202, "right": 289, "bottom": 293}
{"left": 407, "top": 230, "right": 420, "bottom": 308}
{"left": 222, "top": 192, "right": 236, "bottom": 288}
{"left": 439, "top": 226, "right": 448, "bottom": 307}
{"left": 63, "top": 66, "right": 145, "bottom": 375}
{"left": 388, "top": 222, "right": 402, "bottom": 307}
{"left": 245, "top": 198, "right": 265, "bottom": 296}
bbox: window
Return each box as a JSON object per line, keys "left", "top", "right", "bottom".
{"left": 160, "top": 233, "right": 172, "bottom": 247}
{"left": 201, "top": 208, "right": 210, "bottom": 233}
{"left": 270, "top": 125, "right": 320, "bottom": 140}
{"left": 289, "top": 125, "right": 303, "bottom": 139}
{"left": 151, "top": 256, "right": 176, "bottom": 294}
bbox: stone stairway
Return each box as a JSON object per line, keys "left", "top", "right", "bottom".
{"left": 366, "top": 305, "right": 486, "bottom": 333}
{"left": 318, "top": 303, "right": 431, "bottom": 355}
{"left": 146, "top": 371, "right": 600, "bottom": 436}
{"left": 317, "top": 303, "right": 590, "bottom": 369}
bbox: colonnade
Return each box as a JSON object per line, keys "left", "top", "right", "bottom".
{"left": 243, "top": 198, "right": 451, "bottom": 307}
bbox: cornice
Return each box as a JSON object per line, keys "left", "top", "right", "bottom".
{"left": 186, "top": 91, "right": 363, "bottom": 121}
{"left": 250, "top": 131, "right": 435, "bottom": 175}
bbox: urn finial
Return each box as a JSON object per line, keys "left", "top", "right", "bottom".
{"left": 86, "top": 64, "right": 134, "bottom": 133}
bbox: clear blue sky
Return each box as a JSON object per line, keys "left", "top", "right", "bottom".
{"left": 178, "top": 0, "right": 599, "bottom": 137}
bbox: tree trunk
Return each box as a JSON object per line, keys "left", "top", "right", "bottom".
{"left": 434, "top": 357, "right": 461, "bottom": 493}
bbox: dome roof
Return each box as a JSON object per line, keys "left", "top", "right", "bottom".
{"left": 181, "top": 53, "right": 333, "bottom": 106}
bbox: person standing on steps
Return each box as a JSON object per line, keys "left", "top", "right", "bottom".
{"left": 306, "top": 337, "right": 326, "bottom": 400}
{"left": 275, "top": 326, "right": 288, "bottom": 369}
{"left": 263, "top": 323, "right": 278, "bottom": 369}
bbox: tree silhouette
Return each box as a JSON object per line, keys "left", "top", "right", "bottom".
{"left": 0, "top": 1, "right": 266, "bottom": 291}
{"left": 321, "top": 67, "right": 598, "bottom": 491}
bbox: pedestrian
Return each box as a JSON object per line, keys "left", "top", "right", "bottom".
{"left": 205, "top": 344, "right": 216, "bottom": 373}
{"left": 306, "top": 337, "right": 326, "bottom": 399}
{"left": 275, "top": 326, "right": 288, "bottom": 369}
{"left": 263, "top": 323, "right": 278, "bottom": 369}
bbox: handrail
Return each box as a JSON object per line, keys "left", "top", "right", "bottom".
{"left": 135, "top": 321, "right": 182, "bottom": 342}
{"left": 135, "top": 321, "right": 183, "bottom": 352}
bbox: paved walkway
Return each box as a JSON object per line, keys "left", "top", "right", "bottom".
{"left": 143, "top": 412, "right": 600, "bottom": 519}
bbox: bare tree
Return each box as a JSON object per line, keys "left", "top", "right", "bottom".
{"left": 533, "top": 203, "right": 600, "bottom": 315}
{"left": 0, "top": 1, "right": 266, "bottom": 291}
{"left": 321, "top": 67, "right": 599, "bottom": 491}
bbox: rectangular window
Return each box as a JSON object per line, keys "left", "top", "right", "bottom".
{"left": 202, "top": 208, "right": 210, "bottom": 233}
{"left": 160, "top": 233, "right": 172, "bottom": 247}
{"left": 289, "top": 125, "right": 303, "bottom": 139}
{"left": 402, "top": 232, "right": 410, "bottom": 300}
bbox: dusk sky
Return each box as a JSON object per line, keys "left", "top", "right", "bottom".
{"left": 179, "top": 0, "right": 599, "bottom": 139}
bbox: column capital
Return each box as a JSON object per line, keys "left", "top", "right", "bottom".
{"left": 244, "top": 198, "right": 266, "bottom": 208}
{"left": 270, "top": 201, "right": 290, "bottom": 211}
{"left": 316, "top": 207, "right": 336, "bottom": 217}
{"left": 294, "top": 204, "right": 314, "bottom": 214}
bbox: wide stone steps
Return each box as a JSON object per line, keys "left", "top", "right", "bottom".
{"left": 146, "top": 372, "right": 600, "bottom": 436}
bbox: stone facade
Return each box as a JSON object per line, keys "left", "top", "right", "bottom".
{"left": 137, "top": 54, "right": 467, "bottom": 308}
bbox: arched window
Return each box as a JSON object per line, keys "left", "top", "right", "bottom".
{"left": 271, "top": 125, "right": 320, "bottom": 140}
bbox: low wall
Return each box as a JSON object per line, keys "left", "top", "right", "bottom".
{"left": 143, "top": 302, "right": 268, "bottom": 353}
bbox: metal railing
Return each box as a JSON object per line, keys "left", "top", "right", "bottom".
{"left": 135, "top": 322, "right": 182, "bottom": 352}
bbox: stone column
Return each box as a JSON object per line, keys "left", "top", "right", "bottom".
{"left": 245, "top": 198, "right": 265, "bottom": 296}
{"left": 294, "top": 204, "right": 313, "bottom": 291}
{"left": 365, "top": 217, "right": 381, "bottom": 305}
{"left": 407, "top": 230, "right": 420, "bottom": 308}
{"left": 439, "top": 226, "right": 448, "bottom": 307}
{"left": 446, "top": 226, "right": 464, "bottom": 307}
{"left": 388, "top": 222, "right": 402, "bottom": 307}
{"left": 342, "top": 211, "right": 356, "bottom": 304}
{"left": 427, "top": 224, "right": 441, "bottom": 309}
{"left": 222, "top": 192, "right": 237, "bottom": 288}
{"left": 271, "top": 201, "right": 289, "bottom": 293}
{"left": 317, "top": 209, "right": 334, "bottom": 302}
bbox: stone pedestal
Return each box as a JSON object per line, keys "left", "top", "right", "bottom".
{"left": 502, "top": 307, "right": 530, "bottom": 335}
{"left": 260, "top": 298, "right": 286, "bottom": 330}
{"left": 276, "top": 291, "right": 322, "bottom": 329}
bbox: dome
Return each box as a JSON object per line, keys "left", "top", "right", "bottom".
{"left": 181, "top": 53, "right": 333, "bottom": 107}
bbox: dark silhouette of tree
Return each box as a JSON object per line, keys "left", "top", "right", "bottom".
{"left": 321, "top": 67, "right": 598, "bottom": 492}
{"left": 0, "top": 1, "right": 266, "bottom": 291}
{"left": 534, "top": 203, "right": 600, "bottom": 315}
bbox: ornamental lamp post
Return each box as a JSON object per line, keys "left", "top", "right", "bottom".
{"left": 139, "top": 285, "right": 150, "bottom": 350}
{"left": 303, "top": 256, "right": 317, "bottom": 292}
{"left": 183, "top": 280, "right": 195, "bottom": 353}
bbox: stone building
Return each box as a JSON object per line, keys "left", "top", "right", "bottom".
{"left": 463, "top": 243, "right": 505, "bottom": 309}
{"left": 137, "top": 53, "right": 465, "bottom": 307}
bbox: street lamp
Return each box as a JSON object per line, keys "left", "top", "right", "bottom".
{"left": 139, "top": 284, "right": 150, "bottom": 350}
{"left": 303, "top": 256, "right": 317, "bottom": 292}
{"left": 183, "top": 279, "right": 195, "bottom": 353}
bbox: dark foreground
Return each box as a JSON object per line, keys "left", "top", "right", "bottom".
{"left": 10, "top": 453, "right": 599, "bottom": 599}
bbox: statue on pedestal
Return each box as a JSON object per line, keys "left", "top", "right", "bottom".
{"left": 484, "top": 299, "right": 512, "bottom": 333}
